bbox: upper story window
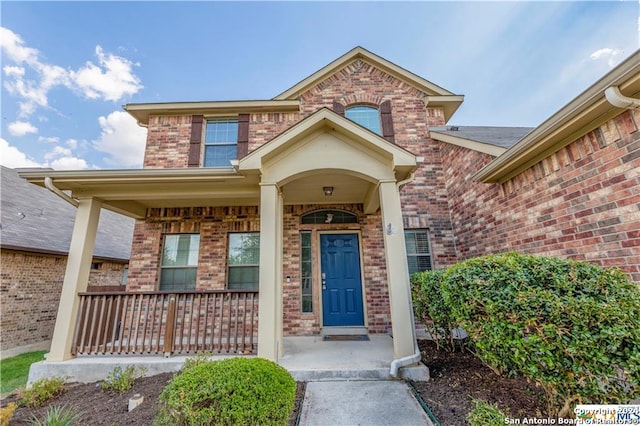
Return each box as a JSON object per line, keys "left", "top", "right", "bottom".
{"left": 204, "top": 119, "right": 238, "bottom": 167}
{"left": 345, "top": 106, "right": 381, "bottom": 135}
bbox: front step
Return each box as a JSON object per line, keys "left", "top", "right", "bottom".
{"left": 321, "top": 326, "right": 368, "bottom": 336}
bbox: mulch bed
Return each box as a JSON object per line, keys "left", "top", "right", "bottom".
{"left": 414, "top": 339, "right": 549, "bottom": 425}
{"left": 5, "top": 375, "right": 306, "bottom": 426}
{"left": 3, "top": 342, "right": 548, "bottom": 425}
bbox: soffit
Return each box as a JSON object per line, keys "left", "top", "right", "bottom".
{"left": 124, "top": 100, "right": 300, "bottom": 126}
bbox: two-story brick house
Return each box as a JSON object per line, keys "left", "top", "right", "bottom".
{"left": 19, "top": 47, "right": 640, "bottom": 371}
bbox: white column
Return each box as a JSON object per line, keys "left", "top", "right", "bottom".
{"left": 257, "top": 183, "right": 283, "bottom": 361}
{"left": 379, "top": 180, "right": 416, "bottom": 358}
{"left": 48, "top": 198, "right": 102, "bottom": 361}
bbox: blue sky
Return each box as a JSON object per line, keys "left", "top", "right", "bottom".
{"left": 1, "top": 1, "right": 638, "bottom": 170}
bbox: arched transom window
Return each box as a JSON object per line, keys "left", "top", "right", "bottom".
{"left": 301, "top": 210, "right": 358, "bottom": 224}
{"left": 345, "top": 105, "right": 381, "bottom": 135}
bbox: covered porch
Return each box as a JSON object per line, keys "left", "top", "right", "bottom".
{"left": 19, "top": 108, "right": 421, "bottom": 372}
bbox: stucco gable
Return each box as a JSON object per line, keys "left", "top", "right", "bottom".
{"left": 239, "top": 107, "right": 416, "bottom": 183}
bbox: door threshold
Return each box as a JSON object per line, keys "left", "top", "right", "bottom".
{"left": 321, "top": 326, "right": 368, "bottom": 336}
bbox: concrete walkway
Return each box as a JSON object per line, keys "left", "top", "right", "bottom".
{"left": 299, "top": 380, "right": 434, "bottom": 426}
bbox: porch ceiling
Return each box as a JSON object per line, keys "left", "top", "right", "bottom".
{"left": 281, "top": 173, "right": 371, "bottom": 205}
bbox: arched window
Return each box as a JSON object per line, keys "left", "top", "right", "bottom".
{"left": 301, "top": 210, "right": 358, "bottom": 224}
{"left": 345, "top": 106, "right": 381, "bottom": 135}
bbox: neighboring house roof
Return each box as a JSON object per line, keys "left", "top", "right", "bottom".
{"left": 1, "top": 166, "right": 134, "bottom": 261}
{"left": 430, "top": 126, "right": 533, "bottom": 156}
{"left": 474, "top": 49, "right": 640, "bottom": 183}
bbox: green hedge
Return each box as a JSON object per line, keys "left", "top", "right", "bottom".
{"left": 413, "top": 253, "right": 640, "bottom": 416}
{"left": 410, "top": 269, "right": 459, "bottom": 350}
{"left": 155, "top": 357, "right": 296, "bottom": 426}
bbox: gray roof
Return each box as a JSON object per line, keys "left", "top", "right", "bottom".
{"left": 1, "top": 166, "right": 134, "bottom": 261}
{"left": 430, "top": 126, "right": 533, "bottom": 149}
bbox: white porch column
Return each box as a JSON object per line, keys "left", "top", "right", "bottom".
{"left": 257, "top": 183, "right": 284, "bottom": 361}
{"left": 48, "top": 197, "right": 102, "bottom": 361}
{"left": 379, "top": 180, "right": 416, "bottom": 358}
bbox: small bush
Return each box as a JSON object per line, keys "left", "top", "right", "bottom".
{"left": 29, "top": 404, "right": 83, "bottom": 426}
{"left": 411, "top": 269, "right": 460, "bottom": 350}
{"left": 442, "top": 252, "right": 640, "bottom": 416}
{"left": 466, "top": 399, "right": 507, "bottom": 426}
{"left": 155, "top": 357, "right": 296, "bottom": 426}
{"left": 21, "top": 377, "right": 66, "bottom": 407}
{"left": 100, "top": 365, "right": 147, "bottom": 393}
{"left": 1, "top": 402, "right": 17, "bottom": 426}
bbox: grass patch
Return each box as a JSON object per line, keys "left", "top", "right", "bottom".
{"left": 0, "top": 351, "right": 47, "bottom": 394}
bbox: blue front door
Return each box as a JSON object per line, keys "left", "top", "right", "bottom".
{"left": 321, "top": 233, "right": 364, "bottom": 326}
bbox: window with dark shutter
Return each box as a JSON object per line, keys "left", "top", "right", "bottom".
{"left": 345, "top": 106, "right": 381, "bottom": 135}
{"left": 204, "top": 119, "right": 238, "bottom": 167}
{"left": 380, "top": 100, "right": 395, "bottom": 143}
{"left": 188, "top": 115, "right": 204, "bottom": 167}
{"left": 237, "top": 114, "right": 250, "bottom": 159}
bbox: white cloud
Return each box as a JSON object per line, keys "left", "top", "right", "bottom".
{"left": 70, "top": 46, "right": 143, "bottom": 102}
{"left": 3, "top": 65, "right": 25, "bottom": 78}
{"left": 93, "top": 111, "right": 147, "bottom": 167}
{"left": 590, "top": 48, "right": 623, "bottom": 67}
{"left": 1, "top": 27, "right": 142, "bottom": 120}
{"left": 38, "top": 136, "right": 60, "bottom": 143}
{"left": 49, "top": 156, "right": 89, "bottom": 170}
{"left": 45, "top": 145, "right": 72, "bottom": 160}
{"left": 0, "top": 138, "right": 43, "bottom": 168}
{"left": 0, "top": 27, "right": 39, "bottom": 64}
{"left": 65, "top": 139, "right": 78, "bottom": 149}
{"left": 42, "top": 143, "right": 91, "bottom": 170}
{"left": 8, "top": 120, "right": 38, "bottom": 136}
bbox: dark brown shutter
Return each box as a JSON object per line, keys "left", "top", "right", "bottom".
{"left": 188, "top": 115, "right": 204, "bottom": 167}
{"left": 380, "top": 100, "right": 395, "bottom": 143}
{"left": 237, "top": 114, "right": 250, "bottom": 159}
{"left": 333, "top": 101, "right": 345, "bottom": 116}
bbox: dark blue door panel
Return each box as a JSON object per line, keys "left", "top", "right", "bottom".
{"left": 321, "top": 234, "right": 364, "bottom": 326}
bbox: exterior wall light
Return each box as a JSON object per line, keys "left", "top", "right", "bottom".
{"left": 323, "top": 186, "right": 334, "bottom": 196}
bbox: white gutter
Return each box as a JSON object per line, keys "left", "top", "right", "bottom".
{"left": 604, "top": 86, "right": 640, "bottom": 108}
{"left": 390, "top": 170, "right": 421, "bottom": 378}
{"left": 45, "top": 177, "right": 79, "bottom": 207}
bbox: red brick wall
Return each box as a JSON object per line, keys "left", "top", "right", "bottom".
{"left": 0, "top": 250, "right": 126, "bottom": 354}
{"left": 440, "top": 109, "right": 640, "bottom": 283}
{"left": 144, "top": 116, "right": 193, "bottom": 168}
{"left": 298, "top": 59, "right": 457, "bottom": 269}
{"left": 127, "top": 204, "right": 392, "bottom": 335}
{"left": 132, "top": 58, "right": 460, "bottom": 335}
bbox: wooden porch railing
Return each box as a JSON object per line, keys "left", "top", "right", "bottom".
{"left": 72, "top": 290, "right": 258, "bottom": 356}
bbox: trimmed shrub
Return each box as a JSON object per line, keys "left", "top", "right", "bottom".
{"left": 411, "top": 270, "right": 459, "bottom": 350}
{"left": 441, "top": 252, "right": 640, "bottom": 416}
{"left": 155, "top": 357, "right": 296, "bottom": 426}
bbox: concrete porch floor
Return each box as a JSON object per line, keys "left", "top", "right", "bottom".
{"left": 27, "top": 335, "right": 429, "bottom": 384}
{"left": 280, "top": 335, "right": 429, "bottom": 381}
